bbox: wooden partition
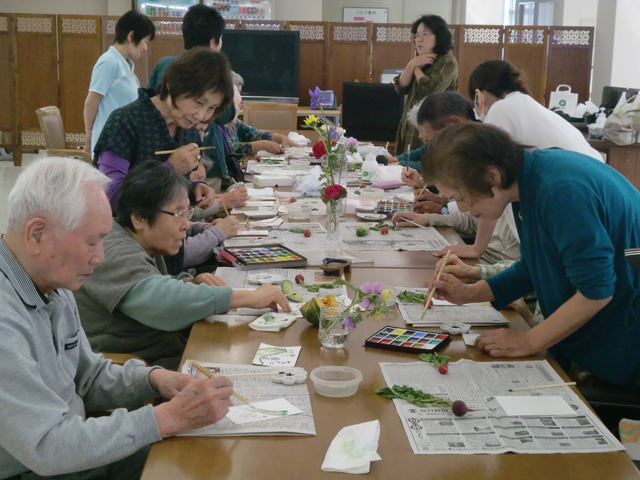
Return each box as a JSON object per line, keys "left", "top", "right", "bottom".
{"left": 327, "top": 22, "right": 371, "bottom": 106}
{"left": 58, "top": 15, "right": 102, "bottom": 144}
{"left": 15, "top": 14, "right": 58, "bottom": 155}
{"left": 147, "top": 18, "right": 184, "bottom": 86}
{"left": 504, "top": 26, "right": 548, "bottom": 105}
{"left": 456, "top": 25, "right": 504, "bottom": 99}
{"left": 371, "top": 24, "right": 412, "bottom": 84}
{"left": 286, "top": 21, "right": 328, "bottom": 106}
{"left": 545, "top": 26, "right": 594, "bottom": 105}
{"left": 0, "top": 14, "right": 15, "bottom": 159}
{"left": 241, "top": 20, "right": 284, "bottom": 30}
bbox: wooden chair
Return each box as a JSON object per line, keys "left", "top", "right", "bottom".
{"left": 35, "top": 106, "right": 92, "bottom": 163}
{"left": 104, "top": 353, "right": 148, "bottom": 366}
{"left": 242, "top": 102, "right": 298, "bottom": 132}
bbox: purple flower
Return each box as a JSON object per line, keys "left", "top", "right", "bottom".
{"left": 329, "top": 125, "right": 339, "bottom": 141}
{"left": 309, "top": 86, "right": 322, "bottom": 110}
{"left": 341, "top": 316, "right": 355, "bottom": 330}
{"left": 346, "top": 137, "right": 359, "bottom": 149}
{"left": 360, "top": 282, "right": 373, "bottom": 294}
{"left": 360, "top": 298, "right": 371, "bottom": 309}
{"left": 373, "top": 281, "right": 384, "bottom": 294}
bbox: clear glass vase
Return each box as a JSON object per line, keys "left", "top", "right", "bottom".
{"left": 318, "top": 306, "right": 350, "bottom": 349}
{"left": 326, "top": 199, "right": 340, "bottom": 245}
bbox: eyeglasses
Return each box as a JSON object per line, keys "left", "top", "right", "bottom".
{"left": 160, "top": 207, "right": 195, "bottom": 221}
{"left": 412, "top": 31, "right": 435, "bottom": 41}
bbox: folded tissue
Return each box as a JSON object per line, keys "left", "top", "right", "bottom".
{"left": 321, "top": 420, "right": 381, "bottom": 474}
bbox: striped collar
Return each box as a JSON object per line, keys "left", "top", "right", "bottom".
{"left": 0, "top": 237, "right": 48, "bottom": 308}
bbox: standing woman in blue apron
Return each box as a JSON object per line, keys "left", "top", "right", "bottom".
{"left": 83, "top": 10, "right": 155, "bottom": 158}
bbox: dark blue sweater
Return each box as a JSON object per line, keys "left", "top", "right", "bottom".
{"left": 486, "top": 149, "right": 640, "bottom": 387}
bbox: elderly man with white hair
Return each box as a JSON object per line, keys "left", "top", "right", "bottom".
{"left": 0, "top": 157, "right": 234, "bottom": 480}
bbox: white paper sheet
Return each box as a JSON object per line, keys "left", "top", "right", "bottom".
{"left": 496, "top": 396, "right": 575, "bottom": 416}
{"left": 252, "top": 343, "right": 301, "bottom": 367}
{"left": 227, "top": 398, "right": 303, "bottom": 425}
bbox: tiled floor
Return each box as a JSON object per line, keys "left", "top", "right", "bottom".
{"left": 0, "top": 153, "right": 40, "bottom": 231}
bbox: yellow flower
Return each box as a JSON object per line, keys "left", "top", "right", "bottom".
{"left": 304, "top": 115, "right": 319, "bottom": 126}
{"left": 381, "top": 289, "right": 392, "bottom": 302}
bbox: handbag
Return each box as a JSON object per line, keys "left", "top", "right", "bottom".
{"left": 604, "top": 94, "right": 640, "bottom": 145}
{"left": 549, "top": 85, "right": 579, "bottom": 117}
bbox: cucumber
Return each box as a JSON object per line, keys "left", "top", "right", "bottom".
{"left": 356, "top": 225, "right": 370, "bottom": 237}
{"left": 281, "top": 280, "right": 303, "bottom": 302}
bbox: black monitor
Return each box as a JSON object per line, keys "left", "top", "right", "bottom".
{"left": 601, "top": 86, "right": 639, "bottom": 111}
{"left": 221, "top": 30, "right": 300, "bottom": 103}
{"left": 342, "top": 82, "right": 404, "bottom": 142}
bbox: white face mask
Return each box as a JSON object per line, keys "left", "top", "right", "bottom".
{"left": 474, "top": 92, "right": 487, "bottom": 122}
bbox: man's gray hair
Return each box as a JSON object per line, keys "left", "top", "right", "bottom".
{"left": 231, "top": 71, "right": 244, "bottom": 87}
{"left": 7, "top": 157, "right": 110, "bottom": 232}
{"left": 407, "top": 98, "right": 425, "bottom": 128}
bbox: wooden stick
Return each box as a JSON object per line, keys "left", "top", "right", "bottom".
{"left": 220, "top": 200, "right": 230, "bottom": 217}
{"left": 398, "top": 217, "right": 429, "bottom": 230}
{"left": 230, "top": 177, "right": 240, "bottom": 187}
{"left": 421, "top": 249, "right": 452, "bottom": 321}
{"left": 154, "top": 145, "right": 216, "bottom": 155}
{"left": 418, "top": 185, "right": 427, "bottom": 196}
{"left": 508, "top": 382, "right": 576, "bottom": 392}
{"left": 225, "top": 371, "right": 279, "bottom": 378}
{"left": 189, "top": 360, "right": 249, "bottom": 405}
{"left": 385, "top": 141, "right": 389, "bottom": 150}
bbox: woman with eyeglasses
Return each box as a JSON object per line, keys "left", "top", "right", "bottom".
{"left": 74, "top": 161, "right": 291, "bottom": 370}
{"left": 393, "top": 14, "right": 459, "bottom": 155}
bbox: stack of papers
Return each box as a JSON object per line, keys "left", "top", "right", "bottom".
{"left": 249, "top": 312, "right": 300, "bottom": 332}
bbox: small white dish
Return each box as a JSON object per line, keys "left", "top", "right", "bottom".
{"left": 247, "top": 273, "right": 285, "bottom": 285}
{"left": 440, "top": 322, "right": 471, "bottom": 335}
{"left": 355, "top": 201, "right": 376, "bottom": 212}
{"left": 356, "top": 213, "right": 386, "bottom": 221}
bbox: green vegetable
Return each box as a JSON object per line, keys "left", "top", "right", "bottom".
{"left": 397, "top": 290, "right": 426, "bottom": 304}
{"left": 419, "top": 352, "right": 450, "bottom": 369}
{"left": 356, "top": 225, "right": 370, "bottom": 237}
{"left": 354, "top": 190, "right": 361, "bottom": 195}
{"left": 289, "top": 228, "right": 306, "bottom": 234}
{"left": 303, "top": 283, "right": 336, "bottom": 293}
{"left": 370, "top": 220, "right": 400, "bottom": 232}
{"left": 280, "top": 280, "right": 303, "bottom": 302}
{"left": 375, "top": 385, "right": 452, "bottom": 409}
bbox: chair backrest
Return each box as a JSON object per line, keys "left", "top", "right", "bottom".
{"left": 35, "top": 106, "right": 67, "bottom": 150}
{"left": 243, "top": 102, "right": 298, "bottom": 132}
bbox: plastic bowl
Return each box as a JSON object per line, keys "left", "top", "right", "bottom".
{"left": 310, "top": 366, "right": 363, "bottom": 398}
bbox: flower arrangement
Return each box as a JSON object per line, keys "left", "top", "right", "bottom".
{"left": 314, "top": 279, "right": 393, "bottom": 345}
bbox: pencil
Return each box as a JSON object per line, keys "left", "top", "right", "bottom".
{"left": 230, "top": 177, "right": 240, "bottom": 187}
{"left": 418, "top": 185, "right": 427, "bottom": 196}
{"left": 508, "top": 382, "right": 576, "bottom": 392}
{"left": 220, "top": 200, "right": 230, "bottom": 216}
{"left": 385, "top": 141, "right": 389, "bottom": 150}
{"left": 398, "top": 217, "right": 429, "bottom": 229}
{"left": 421, "top": 249, "right": 452, "bottom": 320}
{"left": 154, "top": 145, "right": 216, "bottom": 155}
{"left": 225, "top": 371, "right": 279, "bottom": 378}
{"left": 189, "top": 360, "right": 250, "bottom": 405}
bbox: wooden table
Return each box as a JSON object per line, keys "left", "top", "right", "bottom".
{"left": 141, "top": 266, "right": 640, "bottom": 480}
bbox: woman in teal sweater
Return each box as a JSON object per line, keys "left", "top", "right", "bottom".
{"left": 425, "top": 122, "right": 640, "bottom": 388}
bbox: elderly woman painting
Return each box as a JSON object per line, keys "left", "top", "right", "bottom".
{"left": 74, "top": 161, "right": 290, "bottom": 370}
{"left": 426, "top": 122, "right": 640, "bottom": 389}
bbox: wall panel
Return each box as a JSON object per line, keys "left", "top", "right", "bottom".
{"left": 504, "top": 26, "right": 548, "bottom": 105}
{"left": 287, "top": 21, "right": 328, "bottom": 106}
{"left": 326, "top": 22, "right": 371, "bottom": 105}
{"left": 371, "top": 24, "right": 412, "bottom": 84}
{"left": 456, "top": 25, "right": 503, "bottom": 99}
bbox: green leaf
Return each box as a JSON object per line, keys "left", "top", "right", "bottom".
{"left": 397, "top": 290, "right": 426, "bottom": 304}
{"left": 375, "top": 385, "right": 452, "bottom": 409}
{"left": 418, "top": 353, "right": 450, "bottom": 369}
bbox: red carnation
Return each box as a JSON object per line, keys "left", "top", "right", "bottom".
{"left": 312, "top": 141, "right": 327, "bottom": 159}
{"left": 321, "top": 184, "right": 347, "bottom": 201}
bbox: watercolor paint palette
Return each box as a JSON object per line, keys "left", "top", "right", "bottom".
{"left": 220, "top": 244, "right": 307, "bottom": 270}
{"left": 377, "top": 201, "right": 412, "bottom": 215}
{"left": 364, "top": 326, "right": 451, "bottom": 354}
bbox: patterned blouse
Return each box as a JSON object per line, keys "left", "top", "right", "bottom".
{"left": 224, "top": 119, "right": 274, "bottom": 157}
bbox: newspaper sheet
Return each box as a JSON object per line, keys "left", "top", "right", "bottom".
{"left": 215, "top": 267, "right": 347, "bottom": 303}
{"left": 180, "top": 362, "right": 315, "bottom": 436}
{"left": 398, "top": 300, "right": 510, "bottom": 326}
{"left": 339, "top": 222, "right": 450, "bottom": 251}
{"left": 379, "top": 360, "right": 623, "bottom": 455}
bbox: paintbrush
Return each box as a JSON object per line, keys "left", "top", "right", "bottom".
{"left": 420, "top": 250, "right": 452, "bottom": 321}
{"left": 189, "top": 360, "right": 249, "bottom": 405}
{"left": 154, "top": 145, "right": 216, "bottom": 155}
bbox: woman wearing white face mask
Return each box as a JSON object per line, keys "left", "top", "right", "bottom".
{"left": 469, "top": 60, "right": 602, "bottom": 161}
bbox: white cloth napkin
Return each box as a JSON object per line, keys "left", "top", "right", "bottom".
{"left": 321, "top": 420, "right": 381, "bottom": 474}
{"left": 288, "top": 131, "right": 310, "bottom": 146}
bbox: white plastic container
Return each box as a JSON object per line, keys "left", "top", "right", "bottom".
{"left": 361, "top": 153, "right": 379, "bottom": 184}
{"left": 310, "top": 366, "right": 363, "bottom": 398}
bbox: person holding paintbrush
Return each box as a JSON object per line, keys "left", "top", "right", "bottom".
{"left": 75, "top": 161, "right": 291, "bottom": 371}
{"left": 94, "top": 47, "right": 233, "bottom": 210}
{"left": 424, "top": 122, "right": 640, "bottom": 389}
{"left": 0, "top": 157, "right": 235, "bottom": 479}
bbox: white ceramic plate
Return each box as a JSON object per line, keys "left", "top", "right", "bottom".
{"left": 355, "top": 201, "right": 376, "bottom": 212}
{"left": 356, "top": 213, "right": 386, "bottom": 221}
{"left": 244, "top": 210, "right": 278, "bottom": 218}
{"left": 247, "top": 273, "right": 286, "bottom": 285}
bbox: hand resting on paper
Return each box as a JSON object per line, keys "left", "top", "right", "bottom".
{"left": 433, "top": 253, "right": 481, "bottom": 282}
{"left": 391, "top": 211, "right": 428, "bottom": 228}
{"left": 183, "top": 273, "right": 227, "bottom": 287}
{"left": 252, "top": 140, "right": 284, "bottom": 154}
{"left": 230, "top": 284, "right": 292, "bottom": 312}
{"left": 434, "top": 244, "right": 483, "bottom": 260}
{"left": 413, "top": 190, "right": 447, "bottom": 214}
{"left": 149, "top": 369, "right": 197, "bottom": 399}
{"left": 475, "top": 329, "right": 535, "bottom": 358}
